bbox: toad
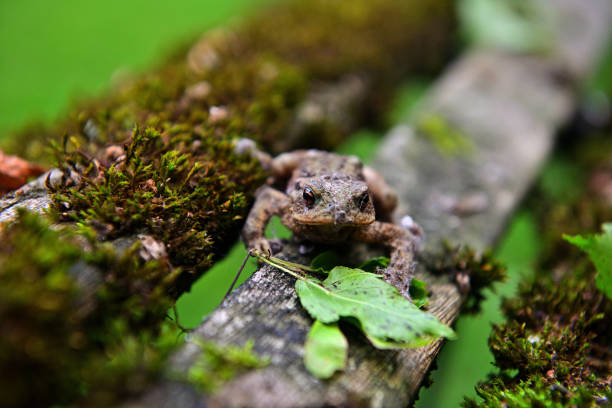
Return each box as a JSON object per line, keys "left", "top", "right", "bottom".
{"left": 238, "top": 142, "right": 423, "bottom": 298}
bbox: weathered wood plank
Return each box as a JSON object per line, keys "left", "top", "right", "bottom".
{"left": 138, "top": 1, "right": 612, "bottom": 407}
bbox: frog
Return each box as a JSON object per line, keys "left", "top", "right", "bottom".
{"left": 237, "top": 140, "right": 424, "bottom": 299}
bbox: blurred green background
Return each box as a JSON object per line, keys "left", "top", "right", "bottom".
{"left": 0, "top": 0, "right": 272, "bottom": 135}
{"left": 1, "top": 0, "right": 608, "bottom": 407}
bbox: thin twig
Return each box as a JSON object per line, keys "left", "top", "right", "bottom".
{"left": 223, "top": 251, "right": 252, "bottom": 300}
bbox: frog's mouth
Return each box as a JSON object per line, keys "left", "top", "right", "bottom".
{"left": 292, "top": 214, "right": 375, "bottom": 226}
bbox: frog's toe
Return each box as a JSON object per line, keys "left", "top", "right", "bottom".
{"left": 250, "top": 237, "right": 272, "bottom": 258}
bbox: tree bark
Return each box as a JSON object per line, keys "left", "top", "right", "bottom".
{"left": 132, "top": 1, "right": 612, "bottom": 407}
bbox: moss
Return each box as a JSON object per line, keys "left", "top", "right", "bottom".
{"left": 472, "top": 261, "right": 612, "bottom": 407}
{"left": 465, "top": 134, "right": 612, "bottom": 407}
{"left": 490, "top": 279, "right": 607, "bottom": 386}
{"left": 49, "top": 125, "right": 265, "bottom": 293}
{"left": 416, "top": 113, "right": 475, "bottom": 157}
{"left": 464, "top": 377, "right": 611, "bottom": 408}
{"left": 185, "top": 339, "right": 268, "bottom": 393}
{"left": 427, "top": 244, "right": 506, "bottom": 313}
{"left": 0, "top": 209, "right": 183, "bottom": 407}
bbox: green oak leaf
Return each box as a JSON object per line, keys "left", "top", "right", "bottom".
{"left": 564, "top": 223, "right": 612, "bottom": 299}
{"left": 295, "top": 266, "right": 455, "bottom": 347}
{"left": 304, "top": 320, "right": 348, "bottom": 379}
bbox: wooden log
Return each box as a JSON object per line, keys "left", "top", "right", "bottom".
{"left": 133, "top": 1, "right": 612, "bottom": 407}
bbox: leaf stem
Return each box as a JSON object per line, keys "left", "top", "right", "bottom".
{"left": 251, "top": 250, "right": 306, "bottom": 281}
{"left": 250, "top": 250, "right": 334, "bottom": 295}
{"left": 266, "top": 255, "right": 319, "bottom": 273}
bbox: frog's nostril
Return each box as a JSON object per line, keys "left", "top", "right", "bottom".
{"left": 334, "top": 210, "right": 347, "bottom": 224}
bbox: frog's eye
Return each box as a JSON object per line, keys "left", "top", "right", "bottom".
{"left": 303, "top": 187, "right": 316, "bottom": 207}
{"left": 358, "top": 193, "right": 370, "bottom": 211}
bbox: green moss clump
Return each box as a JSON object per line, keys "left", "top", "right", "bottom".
{"left": 416, "top": 113, "right": 475, "bottom": 157}
{"left": 490, "top": 277, "right": 608, "bottom": 387}
{"left": 427, "top": 244, "right": 506, "bottom": 313}
{"left": 464, "top": 135, "right": 612, "bottom": 407}
{"left": 49, "top": 125, "right": 265, "bottom": 292}
{"left": 464, "top": 275, "right": 610, "bottom": 407}
{"left": 0, "top": 209, "right": 182, "bottom": 407}
{"left": 464, "top": 377, "right": 610, "bottom": 408}
{"left": 185, "top": 339, "right": 268, "bottom": 393}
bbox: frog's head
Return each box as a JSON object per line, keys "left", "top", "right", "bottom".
{"left": 288, "top": 174, "right": 375, "bottom": 226}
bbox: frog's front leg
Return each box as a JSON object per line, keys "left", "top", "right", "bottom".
{"left": 242, "top": 186, "right": 293, "bottom": 256}
{"left": 351, "top": 221, "right": 423, "bottom": 299}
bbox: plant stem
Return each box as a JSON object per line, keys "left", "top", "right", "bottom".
{"left": 250, "top": 250, "right": 334, "bottom": 296}
{"left": 251, "top": 251, "right": 306, "bottom": 281}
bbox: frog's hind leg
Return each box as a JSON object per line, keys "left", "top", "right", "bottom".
{"left": 363, "top": 166, "right": 398, "bottom": 222}
{"left": 351, "top": 221, "right": 419, "bottom": 299}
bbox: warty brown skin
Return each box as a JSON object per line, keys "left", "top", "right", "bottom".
{"left": 240, "top": 148, "right": 422, "bottom": 298}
